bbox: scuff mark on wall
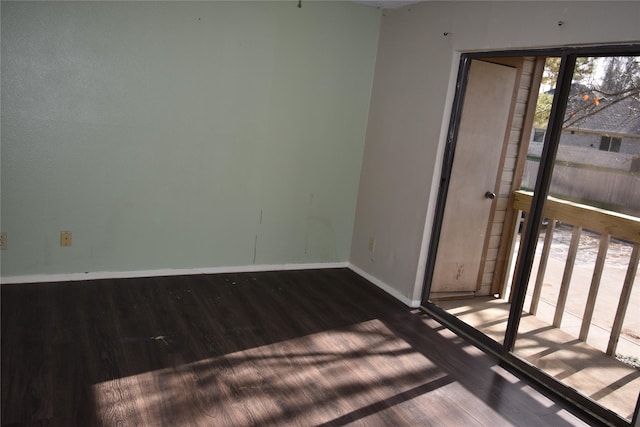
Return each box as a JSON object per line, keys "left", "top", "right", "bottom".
{"left": 254, "top": 209, "right": 262, "bottom": 264}
{"left": 304, "top": 193, "right": 314, "bottom": 255}
{"left": 253, "top": 235, "right": 258, "bottom": 264}
{"left": 308, "top": 214, "right": 338, "bottom": 260}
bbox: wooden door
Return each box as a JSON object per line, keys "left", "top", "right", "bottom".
{"left": 430, "top": 60, "right": 517, "bottom": 297}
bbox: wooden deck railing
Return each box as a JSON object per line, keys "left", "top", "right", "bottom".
{"left": 513, "top": 190, "right": 640, "bottom": 356}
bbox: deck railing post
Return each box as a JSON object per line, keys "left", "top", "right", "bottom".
{"left": 606, "top": 243, "right": 640, "bottom": 356}
{"left": 529, "top": 220, "right": 556, "bottom": 315}
{"left": 553, "top": 226, "right": 582, "bottom": 327}
{"left": 579, "top": 234, "right": 610, "bottom": 342}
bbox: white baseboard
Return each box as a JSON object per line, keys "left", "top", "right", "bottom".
{"left": 347, "top": 263, "right": 421, "bottom": 308}
{"left": 2, "top": 262, "right": 423, "bottom": 310}
{"left": 0, "top": 262, "right": 349, "bottom": 285}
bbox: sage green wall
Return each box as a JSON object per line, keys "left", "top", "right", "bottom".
{"left": 1, "top": 1, "right": 380, "bottom": 276}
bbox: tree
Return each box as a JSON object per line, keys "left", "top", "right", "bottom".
{"left": 564, "top": 56, "right": 640, "bottom": 129}
{"left": 534, "top": 56, "right": 640, "bottom": 130}
{"left": 533, "top": 92, "right": 554, "bottom": 129}
{"left": 541, "top": 57, "right": 596, "bottom": 89}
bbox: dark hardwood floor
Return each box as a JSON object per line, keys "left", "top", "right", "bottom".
{"left": 2, "top": 268, "right": 600, "bottom": 426}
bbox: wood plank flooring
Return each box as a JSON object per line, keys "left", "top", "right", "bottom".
{"left": 2, "top": 269, "right": 600, "bottom": 426}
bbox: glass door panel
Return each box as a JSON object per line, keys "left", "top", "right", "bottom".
{"left": 427, "top": 58, "right": 523, "bottom": 346}
{"left": 512, "top": 55, "right": 640, "bottom": 422}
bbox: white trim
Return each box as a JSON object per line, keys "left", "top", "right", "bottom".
{"left": 0, "top": 262, "right": 349, "bottom": 285}
{"left": 347, "top": 263, "right": 421, "bottom": 308}
{"left": 1, "top": 262, "right": 423, "bottom": 310}
{"left": 413, "top": 52, "right": 462, "bottom": 303}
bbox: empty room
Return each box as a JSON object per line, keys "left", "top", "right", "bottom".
{"left": 2, "top": 1, "right": 639, "bottom": 425}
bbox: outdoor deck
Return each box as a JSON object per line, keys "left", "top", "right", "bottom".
{"left": 437, "top": 296, "right": 640, "bottom": 421}
{"left": 435, "top": 190, "right": 640, "bottom": 421}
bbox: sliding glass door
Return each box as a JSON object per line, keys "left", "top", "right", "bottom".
{"left": 511, "top": 54, "right": 640, "bottom": 423}
{"left": 423, "top": 47, "right": 640, "bottom": 426}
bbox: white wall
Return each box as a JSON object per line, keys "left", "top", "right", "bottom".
{"left": 350, "top": 1, "right": 640, "bottom": 304}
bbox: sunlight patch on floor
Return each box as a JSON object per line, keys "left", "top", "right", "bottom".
{"left": 91, "top": 319, "right": 448, "bottom": 426}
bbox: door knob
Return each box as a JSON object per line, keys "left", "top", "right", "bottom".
{"left": 485, "top": 191, "right": 496, "bottom": 200}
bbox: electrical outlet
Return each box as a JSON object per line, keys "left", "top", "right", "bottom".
{"left": 0, "top": 232, "right": 7, "bottom": 250}
{"left": 60, "top": 231, "right": 72, "bottom": 247}
{"left": 368, "top": 237, "right": 376, "bottom": 253}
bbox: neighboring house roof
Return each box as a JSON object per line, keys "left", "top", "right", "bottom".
{"left": 563, "top": 84, "right": 640, "bottom": 137}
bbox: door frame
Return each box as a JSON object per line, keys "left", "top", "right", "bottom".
{"left": 420, "top": 43, "right": 640, "bottom": 427}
